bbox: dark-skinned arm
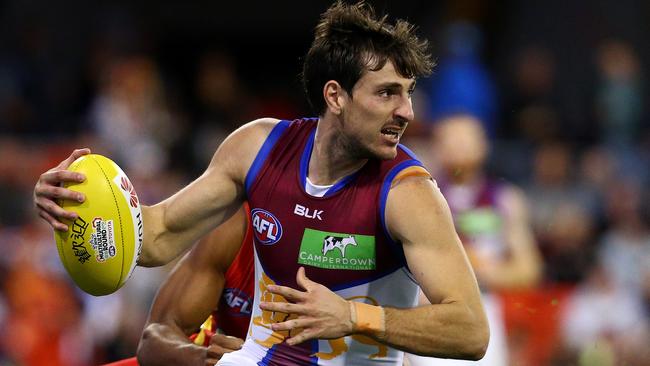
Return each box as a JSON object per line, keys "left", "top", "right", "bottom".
{"left": 137, "top": 206, "right": 249, "bottom": 366}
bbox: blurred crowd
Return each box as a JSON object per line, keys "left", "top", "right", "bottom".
{"left": 1, "top": 1, "right": 649, "bottom": 365}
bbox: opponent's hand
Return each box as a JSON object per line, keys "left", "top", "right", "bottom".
{"left": 259, "top": 267, "right": 354, "bottom": 346}
{"left": 204, "top": 333, "right": 244, "bottom": 366}
{"left": 33, "top": 148, "right": 91, "bottom": 231}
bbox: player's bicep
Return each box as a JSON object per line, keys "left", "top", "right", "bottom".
{"left": 157, "top": 124, "right": 255, "bottom": 237}
{"left": 140, "top": 155, "right": 241, "bottom": 266}
{"left": 386, "top": 178, "right": 481, "bottom": 306}
{"left": 142, "top": 119, "right": 277, "bottom": 265}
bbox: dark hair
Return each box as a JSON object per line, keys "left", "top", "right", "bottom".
{"left": 301, "top": 1, "right": 434, "bottom": 115}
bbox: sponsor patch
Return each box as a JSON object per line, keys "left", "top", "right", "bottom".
{"left": 298, "top": 228, "right": 376, "bottom": 270}
{"left": 90, "top": 217, "right": 117, "bottom": 262}
{"left": 251, "top": 208, "right": 283, "bottom": 245}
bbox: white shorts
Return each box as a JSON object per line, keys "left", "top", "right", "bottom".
{"left": 405, "top": 293, "right": 507, "bottom": 366}
{"left": 216, "top": 349, "right": 259, "bottom": 366}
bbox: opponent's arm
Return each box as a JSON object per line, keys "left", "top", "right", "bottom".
{"left": 471, "top": 186, "right": 542, "bottom": 289}
{"left": 137, "top": 206, "right": 248, "bottom": 366}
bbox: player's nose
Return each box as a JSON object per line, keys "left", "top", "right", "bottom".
{"left": 394, "top": 95, "right": 414, "bottom": 122}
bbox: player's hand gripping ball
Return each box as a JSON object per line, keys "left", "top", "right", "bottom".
{"left": 54, "top": 154, "right": 143, "bottom": 296}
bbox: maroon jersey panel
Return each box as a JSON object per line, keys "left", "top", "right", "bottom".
{"left": 246, "top": 118, "right": 424, "bottom": 290}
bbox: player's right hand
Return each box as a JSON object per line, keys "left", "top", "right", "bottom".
{"left": 33, "top": 148, "right": 91, "bottom": 231}
{"left": 204, "top": 333, "right": 244, "bottom": 366}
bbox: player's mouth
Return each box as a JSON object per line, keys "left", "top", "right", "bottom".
{"left": 381, "top": 126, "right": 403, "bottom": 144}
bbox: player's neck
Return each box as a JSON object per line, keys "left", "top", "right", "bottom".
{"left": 308, "top": 119, "right": 368, "bottom": 186}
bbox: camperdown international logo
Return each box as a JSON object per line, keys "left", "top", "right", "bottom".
{"left": 298, "top": 228, "right": 376, "bottom": 270}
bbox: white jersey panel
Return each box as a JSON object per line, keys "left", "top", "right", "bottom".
{"left": 219, "top": 246, "right": 419, "bottom": 365}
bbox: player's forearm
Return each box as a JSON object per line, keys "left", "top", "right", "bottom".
{"left": 138, "top": 185, "right": 241, "bottom": 267}
{"left": 138, "top": 202, "right": 218, "bottom": 267}
{"left": 137, "top": 323, "right": 207, "bottom": 366}
{"left": 364, "top": 303, "right": 488, "bottom": 360}
{"left": 138, "top": 204, "right": 188, "bottom": 266}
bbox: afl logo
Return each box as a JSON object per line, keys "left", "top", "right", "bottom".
{"left": 251, "top": 208, "right": 283, "bottom": 245}
{"left": 223, "top": 288, "right": 252, "bottom": 316}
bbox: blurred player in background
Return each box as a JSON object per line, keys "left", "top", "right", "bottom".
{"left": 34, "top": 2, "right": 489, "bottom": 365}
{"left": 407, "top": 113, "right": 542, "bottom": 366}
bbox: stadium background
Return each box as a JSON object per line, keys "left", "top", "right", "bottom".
{"left": 1, "top": 0, "right": 648, "bottom": 365}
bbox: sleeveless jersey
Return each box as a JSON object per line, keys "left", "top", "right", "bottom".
{"left": 230, "top": 118, "right": 425, "bottom": 366}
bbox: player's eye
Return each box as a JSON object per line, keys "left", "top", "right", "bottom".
{"left": 379, "top": 88, "right": 399, "bottom": 98}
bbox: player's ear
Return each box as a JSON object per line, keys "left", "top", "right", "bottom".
{"left": 323, "top": 80, "right": 347, "bottom": 115}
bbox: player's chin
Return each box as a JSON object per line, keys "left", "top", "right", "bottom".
{"left": 373, "top": 145, "right": 399, "bottom": 160}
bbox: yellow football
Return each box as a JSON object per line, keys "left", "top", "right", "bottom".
{"left": 54, "top": 154, "right": 143, "bottom": 296}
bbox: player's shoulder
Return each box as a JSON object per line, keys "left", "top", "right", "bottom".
{"left": 384, "top": 175, "right": 450, "bottom": 243}
{"left": 233, "top": 118, "right": 283, "bottom": 139}
{"left": 208, "top": 118, "right": 284, "bottom": 181}
{"left": 229, "top": 117, "right": 318, "bottom": 154}
{"left": 220, "top": 118, "right": 282, "bottom": 157}
{"left": 387, "top": 172, "right": 441, "bottom": 212}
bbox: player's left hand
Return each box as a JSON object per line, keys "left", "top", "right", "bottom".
{"left": 259, "top": 266, "right": 354, "bottom": 346}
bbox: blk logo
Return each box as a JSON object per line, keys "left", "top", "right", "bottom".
{"left": 294, "top": 204, "right": 323, "bottom": 220}
{"left": 251, "top": 208, "right": 283, "bottom": 245}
